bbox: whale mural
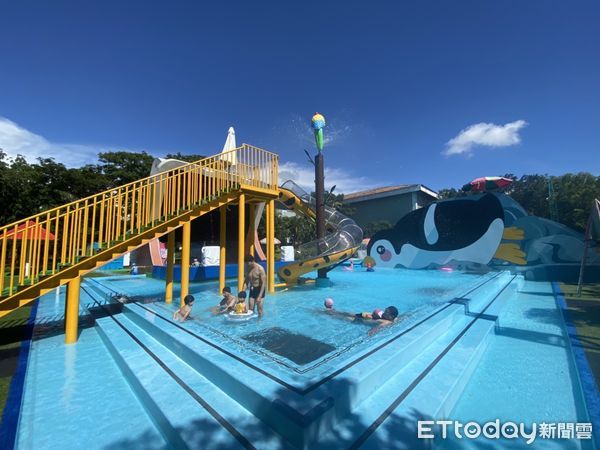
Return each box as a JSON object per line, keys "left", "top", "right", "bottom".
{"left": 365, "top": 192, "right": 600, "bottom": 281}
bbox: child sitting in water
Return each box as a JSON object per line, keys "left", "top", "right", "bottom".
{"left": 213, "top": 286, "right": 237, "bottom": 315}
{"left": 233, "top": 291, "right": 248, "bottom": 314}
{"left": 173, "top": 295, "right": 195, "bottom": 322}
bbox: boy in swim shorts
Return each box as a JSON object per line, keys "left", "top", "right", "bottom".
{"left": 244, "top": 255, "right": 266, "bottom": 316}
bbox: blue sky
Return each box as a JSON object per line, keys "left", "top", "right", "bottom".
{"left": 0, "top": 1, "right": 598, "bottom": 193}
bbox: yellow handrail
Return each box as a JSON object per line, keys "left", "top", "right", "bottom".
{"left": 0, "top": 144, "right": 278, "bottom": 297}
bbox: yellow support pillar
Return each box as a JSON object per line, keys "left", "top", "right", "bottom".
{"left": 237, "top": 194, "right": 245, "bottom": 293}
{"left": 247, "top": 203, "right": 256, "bottom": 257}
{"left": 165, "top": 232, "right": 175, "bottom": 303}
{"left": 267, "top": 199, "right": 275, "bottom": 293}
{"left": 180, "top": 221, "right": 191, "bottom": 307}
{"left": 265, "top": 201, "right": 271, "bottom": 284}
{"left": 65, "top": 276, "right": 81, "bottom": 344}
{"left": 219, "top": 205, "right": 227, "bottom": 294}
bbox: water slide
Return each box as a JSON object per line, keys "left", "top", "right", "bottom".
{"left": 276, "top": 181, "right": 363, "bottom": 284}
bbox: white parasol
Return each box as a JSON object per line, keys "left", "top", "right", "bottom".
{"left": 220, "top": 126, "right": 237, "bottom": 165}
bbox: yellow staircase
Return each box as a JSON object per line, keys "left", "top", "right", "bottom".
{"left": 0, "top": 144, "right": 279, "bottom": 319}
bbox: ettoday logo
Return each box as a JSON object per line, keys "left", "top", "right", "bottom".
{"left": 417, "top": 420, "right": 593, "bottom": 444}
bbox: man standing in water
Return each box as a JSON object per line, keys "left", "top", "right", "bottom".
{"left": 244, "top": 255, "right": 266, "bottom": 316}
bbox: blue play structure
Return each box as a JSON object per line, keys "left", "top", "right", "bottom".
{"left": 366, "top": 192, "right": 600, "bottom": 282}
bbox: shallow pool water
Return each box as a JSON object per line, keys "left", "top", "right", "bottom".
{"left": 17, "top": 289, "right": 165, "bottom": 450}
{"left": 90, "top": 268, "right": 490, "bottom": 380}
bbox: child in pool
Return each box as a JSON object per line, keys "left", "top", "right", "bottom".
{"left": 325, "top": 304, "right": 400, "bottom": 336}
{"left": 173, "top": 295, "right": 195, "bottom": 322}
{"left": 355, "top": 308, "right": 384, "bottom": 320}
{"left": 354, "top": 306, "right": 398, "bottom": 323}
{"left": 213, "top": 286, "right": 237, "bottom": 315}
{"left": 361, "top": 306, "right": 399, "bottom": 336}
{"left": 233, "top": 291, "right": 248, "bottom": 314}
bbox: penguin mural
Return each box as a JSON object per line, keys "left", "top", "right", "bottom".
{"left": 365, "top": 193, "right": 527, "bottom": 269}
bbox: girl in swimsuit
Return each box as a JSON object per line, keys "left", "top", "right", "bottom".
{"left": 173, "top": 295, "right": 195, "bottom": 322}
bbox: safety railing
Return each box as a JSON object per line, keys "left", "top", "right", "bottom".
{"left": 0, "top": 144, "right": 278, "bottom": 297}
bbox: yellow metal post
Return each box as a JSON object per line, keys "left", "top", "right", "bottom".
{"left": 165, "top": 232, "right": 175, "bottom": 303}
{"left": 247, "top": 203, "right": 256, "bottom": 257}
{"left": 219, "top": 205, "right": 227, "bottom": 294}
{"left": 268, "top": 199, "right": 275, "bottom": 293}
{"left": 180, "top": 221, "right": 191, "bottom": 306}
{"left": 265, "top": 201, "right": 271, "bottom": 283}
{"left": 237, "top": 194, "right": 245, "bottom": 293}
{"left": 65, "top": 276, "right": 81, "bottom": 344}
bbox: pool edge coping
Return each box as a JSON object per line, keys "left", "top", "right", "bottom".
{"left": 552, "top": 281, "right": 600, "bottom": 450}
{"left": 0, "top": 299, "right": 39, "bottom": 449}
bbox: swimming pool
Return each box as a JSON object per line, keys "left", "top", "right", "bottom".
{"left": 10, "top": 268, "right": 595, "bottom": 449}
{"left": 88, "top": 268, "right": 490, "bottom": 383}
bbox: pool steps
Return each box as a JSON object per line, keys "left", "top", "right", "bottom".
{"left": 119, "top": 300, "right": 315, "bottom": 448}
{"left": 320, "top": 274, "right": 522, "bottom": 449}
{"left": 95, "top": 310, "right": 290, "bottom": 450}
{"left": 333, "top": 272, "right": 517, "bottom": 415}
{"left": 121, "top": 272, "right": 512, "bottom": 447}
{"left": 89, "top": 272, "right": 522, "bottom": 449}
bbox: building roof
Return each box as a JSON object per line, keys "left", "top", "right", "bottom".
{"left": 343, "top": 184, "right": 438, "bottom": 203}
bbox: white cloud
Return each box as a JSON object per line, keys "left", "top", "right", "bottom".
{"left": 0, "top": 116, "right": 381, "bottom": 194}
{"left": 0, "top": 116, "right": 133, "bottom": 167}
{"left": 444, "top": 120, "right": 528, "bottom": 156}
{"left": 279, "top": 161, "right": 382, "bottom": 194}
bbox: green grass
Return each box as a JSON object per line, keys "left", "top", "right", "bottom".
{"left": 560, "top": 283, "right": 600, "bottom": 390}
{"left": 0, "top": 304, "right": 32, "bottom": 424}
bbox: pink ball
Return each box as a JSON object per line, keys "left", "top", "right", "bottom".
{"left": 324, "top": 298, "right": 334, "bottom": 309}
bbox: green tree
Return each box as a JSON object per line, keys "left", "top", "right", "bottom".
{"left": 554, "top": 173, "right": 600, "bottom": 231}
{"left": 0, "top": 150, "right": 19, "bottom": 223}
{"left": 363, "top": 220, "right": 393, "bottom": 238}
{"left": 274, "top": 214, "right": 315, "bottom": 246}
{"left": 505, "top": 174, "right": 550, "bottom": 218}
{"left": 439, "top": 172, "right": 600, "bottom": 232}
{"left": 164, "top": 152, "right": 207, "bottom": 163}
{"left": 68, "top": 164, "right": 112, "bottom": 197}
{"left": 0, "top": 154, "right": 40, "bottom": 222}
{"left": 97, "top": 151, "right": 154, "bottom": 185}
{"left": 437, "top": 188, "right": 466, "bottom": 200}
